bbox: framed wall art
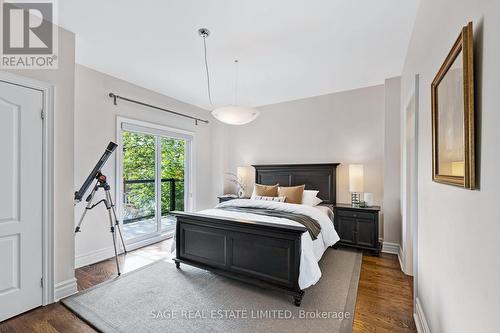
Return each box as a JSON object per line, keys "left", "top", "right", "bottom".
{"left": 431, "top": 22, "right": 475, "bottom": 189}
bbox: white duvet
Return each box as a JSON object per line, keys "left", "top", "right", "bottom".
{"left": 198, "top": 199, "right": 340, "bottom": 289}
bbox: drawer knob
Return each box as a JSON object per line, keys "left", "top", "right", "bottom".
{"left": 353, "top": 213, "right": 357, "bottom": 218}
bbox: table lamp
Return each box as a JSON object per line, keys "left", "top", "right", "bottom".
{"left": 349, "top": 164, "right": 364, "bottom": 207}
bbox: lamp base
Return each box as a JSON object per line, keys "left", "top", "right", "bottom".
{"left": 351, "top": 192, "right": 361, "bottom": 207}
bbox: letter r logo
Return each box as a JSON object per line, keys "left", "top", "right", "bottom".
{"left": 2, "top": 2, "right": 53, "bottom": 54}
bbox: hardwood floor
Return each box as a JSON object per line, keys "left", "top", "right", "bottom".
{"left": 0, "top": 241, "right": 416, "bottom": 333}
{"left": 353, "top": 252, "right": 416, "bottom": 333}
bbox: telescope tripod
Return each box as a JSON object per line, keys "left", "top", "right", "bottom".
{"left": 75, "top": 172, "right": 127, "bottom": 275}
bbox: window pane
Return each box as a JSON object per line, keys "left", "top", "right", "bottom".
{"left": 161, "top": 137, "right": 185, "bottom": 232}
{"left": 122, "top": 131, "right": 157, "bottom": 239}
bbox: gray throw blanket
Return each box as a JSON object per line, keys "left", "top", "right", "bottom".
{"left": 217, "top": 206, "right": 321, "bottom": 240}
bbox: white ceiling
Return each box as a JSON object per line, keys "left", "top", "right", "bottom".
{"left": 59, "top": 0, "right": 420, "bottom": 110}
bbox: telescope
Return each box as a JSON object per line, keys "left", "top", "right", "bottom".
{"left": 74, "top": 142, "right": 117, "bottom": 203}
{"left": 74, "top": 141, "right": 127, "bottom": 275}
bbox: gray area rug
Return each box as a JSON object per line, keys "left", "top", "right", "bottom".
{"left": 63, "top": 248, "right": 361, "bottom": 333}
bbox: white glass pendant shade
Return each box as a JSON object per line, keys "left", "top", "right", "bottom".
{"left": 211, "top": 105, "right": 260, "bottom": 125}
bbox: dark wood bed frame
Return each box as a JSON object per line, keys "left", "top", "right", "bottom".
{"left": 172, "top": 163, "right": 339, "bottom": 306}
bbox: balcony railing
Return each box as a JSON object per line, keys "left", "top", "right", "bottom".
{"left": 122, "top": 178, "right": 181, "bottom": 224}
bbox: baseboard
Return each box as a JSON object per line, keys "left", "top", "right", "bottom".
{"left": 382, "top": 241, "right": 404, "bottom": 271}
{"left": 54, "top": 278, "right": 78, "bottom": 301}
{"left": 382, "top": 241, "right": 399, "bottom": 254}
{"left": 398, "top": 244, "right": 405, "bottom": 273}
{"left": 75, "top": 246, "right": 120, "bottom": 268}
{"left": 414, "top": 297, "right": 431, "bottom": 333}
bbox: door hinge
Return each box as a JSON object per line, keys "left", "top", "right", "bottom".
{"left": 40, "top": 277, "right": 43, "bottom": 288}
{"left": 40, "top": 109, "right": 45, "bottom": 120}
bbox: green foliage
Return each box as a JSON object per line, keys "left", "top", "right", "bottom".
{"left": 122, "top": 132, "right": 185, "bottom": 223}
{"left": 161, "top": 137, "right": 185, "bottom": 213}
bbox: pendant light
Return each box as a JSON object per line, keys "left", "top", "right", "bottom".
{"left": 198, "top": 28, "right": 260, "bottom": 125}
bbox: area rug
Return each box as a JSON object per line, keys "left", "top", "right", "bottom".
{"left": 63, "top": 248, "right": 362, "bottom": 333}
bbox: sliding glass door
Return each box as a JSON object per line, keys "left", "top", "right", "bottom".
{"left": 119, "top": 120, "right": 191, "bottom": 243}
{"left": 122, "top": 132, "right": 157, "bottom": 238}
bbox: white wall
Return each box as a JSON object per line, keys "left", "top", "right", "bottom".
{"left": 74, "top": 65, "right": 216, "bottom": 267}
{"left": 6, "top": 27, "right": 76, "bottom": 288}
{"left": 383, "top": 77, "right": 402, "bottom": 245}
{"left": 401, "top": 1, "right": 500, "bottom": 332}
{"left": 222, "top": 85, "right": 391, "bottom": 235}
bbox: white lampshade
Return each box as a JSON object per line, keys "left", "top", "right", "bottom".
{"left": 237, "top": 166, "right": 253, "bottom": 187}
{"left": 212, "top": 105, "right": 260, "bottom": 125}
{"left": 349, "top": 164, "right": 364, "bottom": 193}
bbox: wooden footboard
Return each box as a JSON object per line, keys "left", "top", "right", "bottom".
{"left": 171, "top": 211, "right": 306, "bottom": 306}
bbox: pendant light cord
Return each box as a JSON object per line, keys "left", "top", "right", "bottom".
{"left": 202, "top": 36, "right": 214, "bottom": 107}
{"left": 234, "top": 59, "right": 239, "bottom": 106}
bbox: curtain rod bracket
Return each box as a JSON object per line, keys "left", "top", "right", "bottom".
{"left": 109, "top": 93, "right": 117, "bottom": 105}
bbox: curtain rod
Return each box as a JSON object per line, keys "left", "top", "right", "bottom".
{"left": 108, "top": 93, "right": 209, "bottom": 125}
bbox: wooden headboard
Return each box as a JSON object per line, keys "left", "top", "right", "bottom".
{"left": 252, "top": 163, "right": 340, "bottom": 204}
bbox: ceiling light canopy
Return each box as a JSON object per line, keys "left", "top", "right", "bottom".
{"left": 199, "top": 28, "right": 260, "bottom": 125}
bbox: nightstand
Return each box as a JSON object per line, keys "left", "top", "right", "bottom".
{"left": 217, "top": 196, "right": 250, "bottom": 203}
{"left": 333, "top": 204, "right": 381, "bottom": 254}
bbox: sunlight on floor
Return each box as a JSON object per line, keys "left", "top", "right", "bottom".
{"left": 122, "top": 216, "right": 176, "bottom": 239}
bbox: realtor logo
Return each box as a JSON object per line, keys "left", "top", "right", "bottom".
{"left": 1, "top": 0, "right": 58, "bottom": 69}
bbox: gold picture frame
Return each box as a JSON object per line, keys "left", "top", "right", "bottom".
{"left": 431, "top": 22, "right": 475, "bottom": 189}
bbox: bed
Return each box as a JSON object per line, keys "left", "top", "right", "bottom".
{"left": 172, "top": 163, "right": 340, "bottom": 306}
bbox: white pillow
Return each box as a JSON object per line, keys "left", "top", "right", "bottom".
{"left": 302, "top": 190, "right": 323, "bottom": 206}
{"left": 252, "top": 195, "right": 286, "bottom": 202}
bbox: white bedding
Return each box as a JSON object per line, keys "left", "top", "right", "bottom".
{"left": 197, "top": 199, "right": 340, "bottom": 289}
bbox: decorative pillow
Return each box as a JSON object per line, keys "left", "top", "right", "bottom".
{"left": 302, "top": 190, "right": 323, "bottom": 206}
{"left": 278, "top": 185, "right": 305, "bottom": 204}
{"left": 252, "top": 196, "right": 286, "bottom": 202}
{"left": 253, "top": 184, "right": 279, "bottom": 197}
{"left": 310, "top": 196, "right": 323, "bottom": 206}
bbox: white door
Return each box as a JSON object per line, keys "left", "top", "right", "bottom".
{"left": 0, "top": 80, "right": 43, "bottom": 321}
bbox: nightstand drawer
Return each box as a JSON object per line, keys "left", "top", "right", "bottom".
{"left": 337, "top": 210, "right": 374, "bottom": 220}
